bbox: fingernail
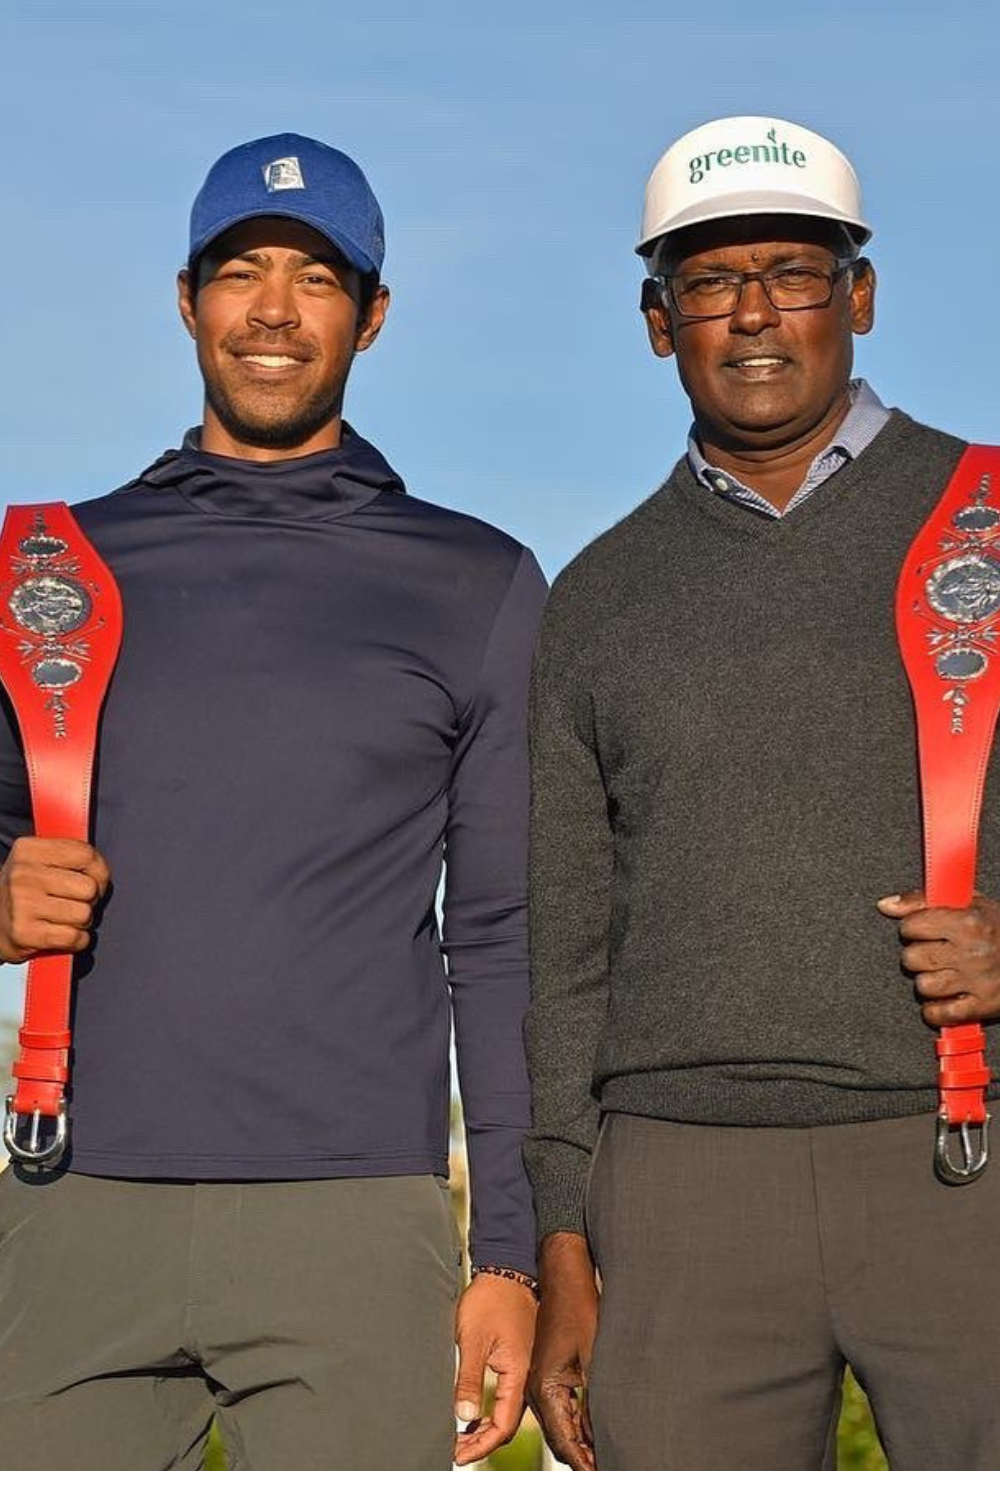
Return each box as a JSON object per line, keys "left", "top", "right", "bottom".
{"left": 456, "top": 1401, "right": 479, "bottom": 1422}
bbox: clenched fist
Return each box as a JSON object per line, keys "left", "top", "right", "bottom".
{"left": 0, "top": 837, "right": 111, "bottom": 963}
{"left": 878, "top": 888, "right": 1000, "bottom": 1028}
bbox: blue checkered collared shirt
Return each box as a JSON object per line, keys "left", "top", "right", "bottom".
{"left": 687, "top": 379, "right": 891, "bottom": 519}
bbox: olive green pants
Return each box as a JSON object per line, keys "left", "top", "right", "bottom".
{"left": 0, "top": 1170, "right": 463, "bottom": 1470}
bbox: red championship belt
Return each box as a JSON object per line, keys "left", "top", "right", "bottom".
{"left": 0, "top": 504, "right": 122, "bottom": 1166}
{"left": 896, "top": 446, "right": 1000, "bottom": 1184}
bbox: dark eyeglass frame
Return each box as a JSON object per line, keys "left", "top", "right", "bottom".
{"left": 656, "top": 256, "right": 864, "bottom": 321}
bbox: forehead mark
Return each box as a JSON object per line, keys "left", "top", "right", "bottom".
{"left": 676, "top": 244, "right": 838, "bottom": 275}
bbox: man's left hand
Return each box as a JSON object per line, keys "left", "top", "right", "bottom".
{"left": 878, "top": 889, "right": 1000, "bottom": 1027}
{"left": 452, "top": 1272, "right": 537, "bottom": 1467}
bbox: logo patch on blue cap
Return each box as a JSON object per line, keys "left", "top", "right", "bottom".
{"left": 263, "top": 157, "right": 305, "bottom": 192}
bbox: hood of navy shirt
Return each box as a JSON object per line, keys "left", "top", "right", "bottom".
{"left": 131, "top": 421, "right": 407, "bottom": 522}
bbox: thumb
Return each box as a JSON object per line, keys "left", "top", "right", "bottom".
{"left": 877, "top": 889, "right": 926, "bottom": 917}
{"left": 454, "top": 1349, "right": 485, "bottom": 1425}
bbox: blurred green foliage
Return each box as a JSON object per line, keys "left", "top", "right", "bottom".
{"left": 838, "top": 1368, "right": 888, "bottom": 1471}
{"left": 204, "top": 1423, "right": 226, "bottom": 1471}
{"left": 485, "top": 1420, "right": 545, "bottom": 1471}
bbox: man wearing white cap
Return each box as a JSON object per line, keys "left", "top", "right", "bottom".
{"left": 524, "top": 117, "right": 1000, "bottom": 1469}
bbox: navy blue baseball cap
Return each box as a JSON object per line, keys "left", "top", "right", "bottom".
{"left": 188, "top": 132, "right": 385, "bottom": 277}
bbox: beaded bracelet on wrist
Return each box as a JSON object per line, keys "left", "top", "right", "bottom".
{"left": 471, "top": 1263, "right": 540, "bottom": 1299}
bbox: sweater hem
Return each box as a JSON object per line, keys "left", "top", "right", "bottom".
{"left": 599, "top": 1074, "right": 1000, "bottom": 1128}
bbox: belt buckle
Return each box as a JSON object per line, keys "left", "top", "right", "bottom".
{"left": 3, "top": 1095, "right": 68, "bottom": 1166}
{"left": 934, "top": 1112, "right": 990, "bottom": 1186}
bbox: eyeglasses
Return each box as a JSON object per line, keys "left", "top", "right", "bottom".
{"left": 660, "top": 257, "right": 861, "bottom": 320}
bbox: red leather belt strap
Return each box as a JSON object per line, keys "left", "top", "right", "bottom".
{"left": 0, "top": 503, "right": 122, "bottom": 1166}
{"left": 896, "top": 444, "right": 1000, "bottom": 1184}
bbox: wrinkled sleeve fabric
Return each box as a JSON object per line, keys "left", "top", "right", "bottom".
{"left": 0, "top": 695, "right": 33, "bottom": 859}
{"left": 0, "top": 696, "right": 33, "bottom": 982}
{"left": 523, "top": 583, "right": 614, "bottom": 1241}
{"left": 444, "top": 546, "right": 548, "bottom": 1276}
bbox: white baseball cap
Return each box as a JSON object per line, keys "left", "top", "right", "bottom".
{"left": 636, "top": 116, "right": 871, "bottom": 264}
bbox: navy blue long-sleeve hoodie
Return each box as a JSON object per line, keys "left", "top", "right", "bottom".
{"left": 0, "top": 425, "right": 546, "bottom": 1273}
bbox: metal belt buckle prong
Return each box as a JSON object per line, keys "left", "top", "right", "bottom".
{"left": 3, "top": 1094, "right": 68, "bottom": 1166}
{"left": 896, "top": 447, "right": 1000, "bottom": 1186}
{"left": 934, "top": 1111, "right": 990, "bottom": 1186}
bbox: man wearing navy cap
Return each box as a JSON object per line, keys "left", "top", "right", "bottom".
{"left": 0, "top": 134, "right": 544, "bottom": 1470}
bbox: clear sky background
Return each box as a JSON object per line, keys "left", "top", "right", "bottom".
{"left": 1, "top": 0, "right": 998, "bottom": 1029}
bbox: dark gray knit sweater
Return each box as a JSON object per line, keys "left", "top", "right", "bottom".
{"left": 525, "top": 412, "right": 1000, "bottom": 1240}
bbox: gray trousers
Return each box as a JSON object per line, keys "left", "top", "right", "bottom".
{"left": 0, "top": 1170, "right": 463, "bottom": 1470}
{"left": 586, "top": 1111, "right": 1000, "bottom": 1470}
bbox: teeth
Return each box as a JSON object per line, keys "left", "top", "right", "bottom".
{"left": 735, "top": 357, "right": 783, "bottom": 367}
{"left": 240, "top": 354, "right": 300, "bottom": 367}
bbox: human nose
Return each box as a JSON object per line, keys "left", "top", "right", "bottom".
{"left": 728, "top": 273, "right": 781, "bottom": 333}
{"left": 246, "top": 273, "right": 300, "bottom": 329}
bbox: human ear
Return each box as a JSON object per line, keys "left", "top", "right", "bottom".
{"left": 355, "top": 284, "right": 391, "bottom": 353}
{"left": 849, "top": 258, "right": 876, "bottom": 336}
{"left": 177, "top": 268, "right": 197, "bottom": 340}
{"left": 641, "top": 282, "right": 676, "bottom": 360}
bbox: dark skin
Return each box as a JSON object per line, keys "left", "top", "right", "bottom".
{"left": 643, "top": 214, "right": 875, "bottom": 512}
{"left": 0, "top": 216, "right": 536, "bottom": 1466}
{"left": 526, "top": 212, "right": 1000, "bottom": 1470}
{"left": 528, "top": 1232, "right": 600, "bottom": 1470}
{"left": 877, "top": 892, "right": 1000, "bottom": 1028}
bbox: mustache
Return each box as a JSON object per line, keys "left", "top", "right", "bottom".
{"left": 221, "top": 333, "right": 319, "bottom": 361}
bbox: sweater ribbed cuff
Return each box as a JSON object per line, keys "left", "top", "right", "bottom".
{"left": 524, "top": 1139, "right": 592, "bottom": 1243}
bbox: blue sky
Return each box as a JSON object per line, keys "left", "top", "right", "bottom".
{"left": 1, "top": 0, "right": 999, "bottom": 1024}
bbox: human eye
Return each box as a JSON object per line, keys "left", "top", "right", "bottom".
{"left": 770, "top": 265, "right": 826, "bottom": 292}
{"left": 297, "top": 262, "right": 347, "bottom": 291}
{"left": 678, "top": 273, "right": 738, "bottom": 304}
{"left": 684, "top": 274, "right": 736, "bottom": 294}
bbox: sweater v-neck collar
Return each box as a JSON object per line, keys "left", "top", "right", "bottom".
{"left": 656, "top": 409, "right": 913, "bottom": 541}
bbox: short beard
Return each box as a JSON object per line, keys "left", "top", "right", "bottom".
{"left": 201, "top": 374, "right": 343, "bottom": 452}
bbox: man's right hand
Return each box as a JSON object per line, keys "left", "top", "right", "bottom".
{"left": 0, "top": 837, "right": 111, "bottom": 962}
{"left": 528, "top": 1230, "right": 600, "bottom": 1471}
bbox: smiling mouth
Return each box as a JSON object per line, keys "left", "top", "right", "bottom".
{"left": 725, "top": 355, "right": 789, "bottom": 369}
{"left": 235, "top": 353, "right": 307, "bottom": 369}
